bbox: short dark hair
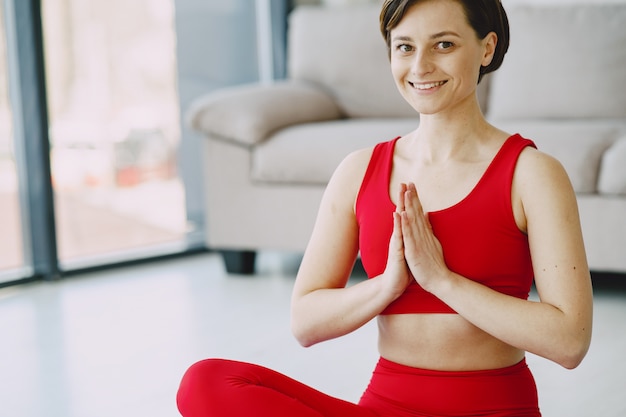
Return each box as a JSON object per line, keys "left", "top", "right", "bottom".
{"left": 379, "top": 0, "right": 510, "bottom": 83}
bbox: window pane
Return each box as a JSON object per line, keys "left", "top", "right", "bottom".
{"left": 42, "top": 0, "right": 188, "bottom": 266}
{"left": 0, "top": 3, "right": 25, "bottom": 276}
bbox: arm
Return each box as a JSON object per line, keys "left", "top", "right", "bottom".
{"left": 400, "top": 149, "right": 593, "bottom": 369}
{"left": 291, "top": 151, "right": 412, "bottom": 347}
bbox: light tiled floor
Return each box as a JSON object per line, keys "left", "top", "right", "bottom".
{"left": 1, "top": 251, "right": 625, "bottom": 417}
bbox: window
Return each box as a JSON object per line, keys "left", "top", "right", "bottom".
{"left": 1, "top": 0, "right": 287, "bottom": 285}
{"left": 42, "top": 0, "right": 189, "bottom": 268}
{"left": 0, "top": 2, "right": 25, "bottom": 281}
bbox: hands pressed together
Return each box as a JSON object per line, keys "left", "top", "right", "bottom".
{"left": 385, "top": 183, "right": 451, "bottom": 297}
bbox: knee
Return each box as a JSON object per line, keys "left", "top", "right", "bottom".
{"left": 177, "top": 358, "right": 228, "bottom": 416}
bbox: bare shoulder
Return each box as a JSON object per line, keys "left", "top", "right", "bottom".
{"left": 332, "top": 145, "right": 375, "bottom": 182}
{"left": 324, "top": 144, "right": 377, "bottom": 206}
{"left": 515, "top": 146, "right": 573, "bottom": 192}
{"left": 511, "top": 145, "right": 578, "bottom": 232}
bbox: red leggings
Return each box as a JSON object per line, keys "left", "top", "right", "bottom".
{"left": 176, "top": 357, "right": 541, "bottom": 417}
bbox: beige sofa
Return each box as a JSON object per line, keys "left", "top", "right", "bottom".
{"left": 188, "top": 3, "right": 626, "bottom": 274}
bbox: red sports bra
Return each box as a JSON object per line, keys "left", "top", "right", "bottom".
{"left": 355, "top": 134, "right": 536, "bottom": 314}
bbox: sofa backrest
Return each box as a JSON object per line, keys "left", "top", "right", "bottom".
{"left": 287, "top": 5, "right": 416, "bottom": 118}
{"left": 287, "top": 2, "right": 626, "bottom": 122}
{"left": 488, "top": 3, "right": 626, "bottom": 120}
{"left": 286, "top": 4, "right": 494, "bottom": 119}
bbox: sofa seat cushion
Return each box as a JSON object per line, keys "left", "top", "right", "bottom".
{"left": 251, "top": 118, "right": 418, "bottom": 185}
{"left": 598, "top": 138, "right": 626, "bottom": 195}
{"left": 489, "top": 120, "right": 625, "bottom": 194}
{"left": 488, "top": 3, "right": 626, "bottom": 120}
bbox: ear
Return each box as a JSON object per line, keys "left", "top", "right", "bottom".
{"left": 481, "top": 31, "right": 498, "bottom": 67}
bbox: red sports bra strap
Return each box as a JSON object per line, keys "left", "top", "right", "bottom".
{"left": 356, "top": 137, "right": 399, "bottom": 214}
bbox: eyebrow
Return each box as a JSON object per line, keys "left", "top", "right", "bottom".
{"left": 391, "top": 31, "right": 461, "bottom": 43}
{"left": 391, "top": 35, "right": 413, "bottom": 42}
{"left": 430, "top": 31, "right": 461, "bottom": 39}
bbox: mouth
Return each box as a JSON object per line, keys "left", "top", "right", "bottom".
{"left": 409, "top": 80, "right": 447, "bottom": 90}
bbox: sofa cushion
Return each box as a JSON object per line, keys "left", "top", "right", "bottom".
{"left": 598, "top": 139, "right": 626, "bottom": 195}
{"left": 488, "top": 4, "right": 626, "bottom": 120}
{"left": 288, "top": 5, "right": 416, "bottom": 118}
{"left": 491, "top": 120, "right": 621, "bottom": 193}
{"left": 187, "top": 80, "right": 343, "bottom": 146}
{"left": 251, "top": 118, "right": 418, "bottom": 185}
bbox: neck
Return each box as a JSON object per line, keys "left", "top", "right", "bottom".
{"left": 411, "top": 98, "right": 493, "bottom": 163}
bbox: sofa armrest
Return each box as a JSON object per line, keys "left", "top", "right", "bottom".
{"left": 598, "top": 138, "right": 626, "bottom": 196}
{"left": 186, "top": 80, "right": 344, "bottom": 146}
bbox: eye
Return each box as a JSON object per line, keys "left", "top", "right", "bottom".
{"left": 436, "top": 41, "right": 455, "bottom": 50}
{"left": 395, "top": 43, "right": 414, "bottom": 53}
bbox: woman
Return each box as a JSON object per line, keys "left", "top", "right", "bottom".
{"left": 177, "top": 1, "right": 593, "bottom": 416}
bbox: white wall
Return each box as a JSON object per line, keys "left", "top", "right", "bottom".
{"left": 173, "top": 0, "right": 259, "bottom": 241}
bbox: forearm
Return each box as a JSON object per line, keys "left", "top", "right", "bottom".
{"left": 291, "top": 276, "right": 394, "bottom": 347}
{"left": 434, "top": 272, "right": 592, "bottom": 369}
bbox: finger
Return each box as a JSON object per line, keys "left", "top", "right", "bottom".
{"left": 397, "top": 183, "right": 408, "bottom": 212}
{"left": 392, "top": 211, "right": 403, "bottom": 241}
{"left": 402, "top": 186, "right": 420, "bottom": 226}
{"left": 423, "top": 211, "right": 434, "bottom": 232}
{"left": 403, "top": 185, "right": 430, "bottom": 237}
{"left": 406, "top": 182, "right": 424, "bottom": 216}
{"left": 390, "top": 212, "right": 405, "bottom": 258}
{"left": 400, "top": 211, "right": 418, "bottom": 256}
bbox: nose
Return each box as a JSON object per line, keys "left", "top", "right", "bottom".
{"left": 411, "top": 49, "right": 434, "bottom": 77}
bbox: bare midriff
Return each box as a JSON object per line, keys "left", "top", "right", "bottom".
{"left": 377, "top": 314, "right": 525, "bottom": 371}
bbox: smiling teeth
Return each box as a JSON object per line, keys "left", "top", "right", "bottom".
{"left": 414, "top": 81, "right": 446, "bottom": 90}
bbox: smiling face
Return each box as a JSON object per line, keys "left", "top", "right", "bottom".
{"left": 389, "top": 0, "right": 496, "bottom": 116}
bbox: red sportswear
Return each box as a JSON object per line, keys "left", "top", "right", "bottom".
{"left": 176, "top": 134, "right": 543, "bottom": 417}
{"left": 355, "top": 134, "right": 537, "bottom": 314}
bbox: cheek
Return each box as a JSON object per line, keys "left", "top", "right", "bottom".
{"left": 390, "top": 59, "right": 408, "bottom": 83}
{"left": 453, "top": 54, "right": 482, "bottom": 82}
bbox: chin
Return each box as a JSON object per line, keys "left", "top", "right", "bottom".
{"left": 409, "top": 104, "right": 441, "bottom": 116}
{"left": 400, "top": 96, "right": 443, "bottom": 115}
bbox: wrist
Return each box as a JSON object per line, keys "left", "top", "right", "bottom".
{"left": 378, "top": 269, "right": 409, "bottom": 303}
{"left": 427, "top": 269, "right": 457, "bottom": 299}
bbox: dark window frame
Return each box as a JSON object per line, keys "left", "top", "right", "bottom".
{"left": 0, "top": 0, "right": 289, "bottom": 287}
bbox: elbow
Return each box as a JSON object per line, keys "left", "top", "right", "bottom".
{"left": 290, "top": 302, "right": 315, "bottom": 347}
{"left": 291, "top": 326, "right": 312, "bottom": 348}
{"left": 294, "top": 334, "right": 315, "bottom": 348}
{"left": 549, "top": 314, "right": 593, "bottom": 370}
{"left": 559, "top": 347, "right": 588, "bottom": 370}
{"left": 290, "top": 299, "right": 329, "bottom": 348}
{"left": 556, "top": 336, "right": 591, "bottom": 370}
{"left": 559, "top": 355, "right": 584, "bottom": 370}
{"left": 290, "top": 318, "right": 317, "bottom": 348}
